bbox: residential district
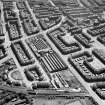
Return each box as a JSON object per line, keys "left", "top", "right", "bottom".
{"left": 0, "top": 0, "right": 105, "bottom": 105}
